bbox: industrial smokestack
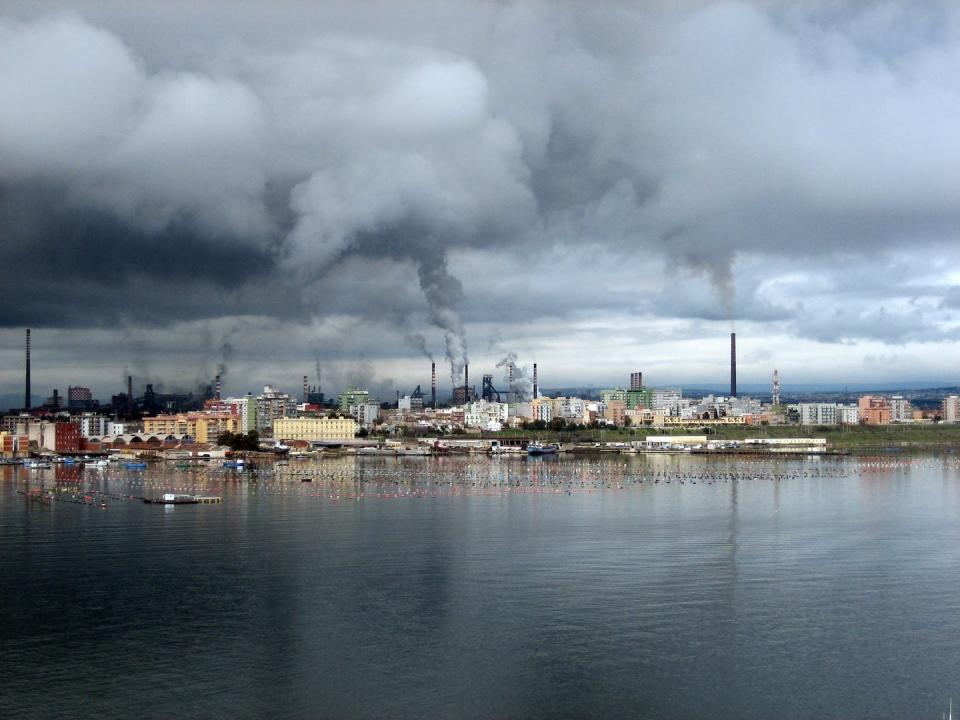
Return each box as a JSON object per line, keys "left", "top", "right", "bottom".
{"left": 730, "top": 332, "right": 737, "bottom": 398}
{"left": 303, "top": 375, "right": 309, "bottom": 403}
{"left": 508, "top": 363, "right": 514, "bottom": 402}
{"left": 431, "top": 362, "right": 436, "bottom": 409}
{"left": 533, "top": 363, "right": 538, "bottom": 399}
{"left": 463, "top": 364, "right": 469, "bottom": 404}
{"left": 215, "top": 374, "right": 222, "bottom": 401}
{"left": 24, "top": 329, "right": 31, "bottom": 410}
{"left": 127, "top": 375, "right": 134, "bottom": 417}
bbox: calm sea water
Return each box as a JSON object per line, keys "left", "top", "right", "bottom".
{"left": 3, "top": 454, "right": 960, "bottom": 719}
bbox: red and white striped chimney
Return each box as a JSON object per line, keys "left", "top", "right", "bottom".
{"left": 215, "top": 374, "right": 221, "bottom": 401}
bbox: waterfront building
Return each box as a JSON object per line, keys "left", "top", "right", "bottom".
{"left": 889, "top": 395, "right": 912, "bottom": 423}
{"left": 464, "top": 401, "right": 509, "bottom": 429}
{"left": 798, "top": 403, "right": 857, "bottom": 425}
{"left": 255, "top": 386, "right": 297, "bottom": 432}
{"left": 78, "top": 413, "right": 111, "bottom": 438}
{"left": 143, "top": 412, "right": 239, "bottom": 443}
{"left": 37, "top": 421, "right": 80, "bottom": 453}
{"left": 858, "top": 396, "right": 892, "bottom": 425}
{"left": 225, "top": 396, "right": 257, "bottom": 434}
{"left": 108, "top": 421, "right": 139, "bottom": 435}
{"left": 273, "top": 417, "right": 357, "bottom": 442}
{"left": 604, "top": 401, "right": 627, "bottom": 426}
{"left": 943, "top": 395, "right": 960, "bottom": 423}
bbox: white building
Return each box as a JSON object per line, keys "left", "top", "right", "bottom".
{"left": 464, "top": 401, "right": 509, "bottom": 429}
{"left": 889, "top": 395, "right": 911, "bottom": 423}
{"left": 798, "top": 403, "right": 859, "bottom": 425}
{"left": 943, "top": 396, "right": 960, "bottom": 423}
{"left": 349, "top": 403, "right": 382, "bottom": 429}
{"left": 398, "top": 395, "right": 424, "bottom": 413}
{"left": 226, "top": 396, "right": 255, "bottom": 434}
{"left": 651, "top": 389, "right": 684, "bottom": 414}
{"left": 256, "top": 386, "right": 298, "bottom": 432}
{"left": 78, "top": 413, "right": 110, "bottom": 438}
{"left": 108, "top": 421, "right": 139, "bottom": 435}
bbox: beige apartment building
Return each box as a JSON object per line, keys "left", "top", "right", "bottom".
{"left": 273, "top": 417, "right": 358, "bottom": 442}
{"left": 143, "top": 412, "right": 239, "bottom": 443}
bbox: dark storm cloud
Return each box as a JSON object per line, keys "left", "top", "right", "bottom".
{"left": 2, "top": 0, "right": 960, "bottom": 390}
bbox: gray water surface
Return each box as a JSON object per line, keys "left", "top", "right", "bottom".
{"left": 3, "top": 454, "right": 959, "bottom": 719}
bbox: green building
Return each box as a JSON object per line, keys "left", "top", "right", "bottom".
{"left": 626, "top": 388, "right": 652, "bottom": 410}
{"left": 339, "top": 387, "right": 370, "bottom": 411}
{"left": 601, "top": 388, "right": 628, "bottom": 405}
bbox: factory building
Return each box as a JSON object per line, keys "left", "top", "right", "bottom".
{"left": 67, "top": 386, "right": 96, "bottom": 411}
{"left": 273, "top": 417, "right": 357, "bottom": 442}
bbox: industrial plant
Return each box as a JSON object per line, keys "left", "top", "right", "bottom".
{"left": 0, "top": 326, "right": 945, "bottom": 460}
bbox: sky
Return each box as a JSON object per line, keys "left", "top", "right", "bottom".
{"left": 1, "top": 0, "right": 960, "bottom": 403}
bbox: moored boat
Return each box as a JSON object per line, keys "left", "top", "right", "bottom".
{"left": 144, "top": 493, "right": 221, "bottom": 505}
{"left": 527, "top": 442, "right": 559, "bottom": 456}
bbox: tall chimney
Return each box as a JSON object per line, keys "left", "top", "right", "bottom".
{"left": 431, "top": 362, "right": 436, "bottom": 409}
{"left": 533, "top": 363, "right": 538, "bottom": 399}
{"left": 215, "top": 374, "right": 222, "bottom": 401}
{"left": 303, "top": 375, "right": 309, "bottom": 403}
{"left": 730, "top": 332, "right": 737, "bottom": 398}
{"left": 508, "top": 363, "right": 514, "bottom": 402}
{"left": 24, "top": 329, "right": 31, "bottom": 410}
{"left": 127, "top": 375, "right": 134, "bottom": 417}
{"left": 463, "top": 364, "right": 469, "bottom": 404}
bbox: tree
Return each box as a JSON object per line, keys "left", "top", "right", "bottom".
{"left": 219, "top": 430, "right": 260, "bottom": 451}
